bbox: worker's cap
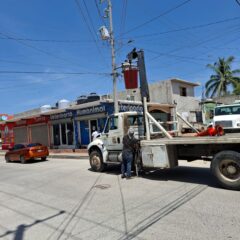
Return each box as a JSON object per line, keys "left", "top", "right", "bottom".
{"left": 128, "top": 128, "right": 134, "bottom": 136}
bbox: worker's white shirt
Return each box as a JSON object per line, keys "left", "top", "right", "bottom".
{"left": 92, "top": 131, "right": 100, "bottom": 140}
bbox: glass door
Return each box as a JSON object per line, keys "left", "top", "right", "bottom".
{"left": 67, "top": 123, "right": 74, "bottom": 145}
{"left": 61, "top": 123, "right": 66, "bottom": 145}
{"left": 53, "top": 124, "right": 60, "bottom": 146}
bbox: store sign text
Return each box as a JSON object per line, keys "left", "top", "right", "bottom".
{"left": 50, "top": 112, "right": 73, "bottom": 120}
{"left": 76, "top": 105, "right": 106, "bottom": 116}
{"left": 119, "top": 104, "right": 143, "bottom": 113}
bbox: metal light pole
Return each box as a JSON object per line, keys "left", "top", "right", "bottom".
{"left": 107, "top": 0, "right": 118, "bottom": 113}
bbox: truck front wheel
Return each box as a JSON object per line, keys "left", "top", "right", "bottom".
{"left": 89, "top": 150, "right": 105, "bottom": 172}
{"left": 211, "top": 151, "right": 240, "bottom": 190}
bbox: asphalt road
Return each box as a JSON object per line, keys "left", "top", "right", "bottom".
{"left": 0, "top": 157, "right": 239, "bottom": 240}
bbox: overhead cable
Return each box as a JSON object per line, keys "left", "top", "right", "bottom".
{"left": 74, "top": 0, "right": 108, "bottom": 67}
{"left": 119, "top": 0, "right": 128, "bottom": 37}
{"left": 0, "top": 71, "right": 110, "bottom": 75}
{"left": 149, "top": 25, "right": 240, "bottom": 61}
{"left": 94, "top": 0, "right": 107, "bottom": 26}
{"left": 127, "top": 16, "right": 240, "bottom": 39}
{"left": 0, "top": 59, "right": 67, "bottom": 68}
{"left": 0, "top": 36, "right": 93, "bottom": 43}
{"left": 122, "top": 0, "right": 192, "bottom": 35}
{"left": 0, "top": 31, "right": 86, "bottom": 68}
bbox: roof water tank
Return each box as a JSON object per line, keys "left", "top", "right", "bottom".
{"left": 87, "top": 92, "right": 100, "bottom": 103}
{"left": 40, "top": 105, "right": 52, "bottom": 113}
{"left": 58, "top": 99, "right": 70, "bottom": 109}
{"left": 77, "top": 95, "right": 87, "bottom": 105}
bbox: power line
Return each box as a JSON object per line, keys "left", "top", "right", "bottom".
{"left": 122, "top": 0, "right": 192, "bottom": 35}
{"left": 144, "top": 48, "right": 213, "bottom": 62}
{"left": 236, "top": 0, "right": 240, "bottom": 6}
{"left": 127, "top": 16, "right": 240, "bottom": 39}
{"left": 82, "top": 0, "right": 99, "bottom": 38}
{"left": 115, "top": 0, "right": 128, "bottom": 58}
{"left": 94, "top": 0, "right": 107, "bottom": 26}
{"left": 0, "top": 76, "right": 69, "bottom": 91}
{"left": 119, "top": 0, "right": 128, "bottom": 37}
{"left": 0, "top": 31, "right": 87, "bottom": 69}
{"left": 0, "top": 71, "right": 109, "bottom": 75}
{"left": 0, "top": 35, "right": 93, "bottom": 43}
{"left": 74, "top": 0, "right": 108, "bottom": 67}
{"left": 145, "top": 31, "right": 240, "bottom": 70}
{"left": 0, "top": 59, "right": 68, "bottom": 69}
{"left": 149, "top": 25, "right": 240, "bottom": 61}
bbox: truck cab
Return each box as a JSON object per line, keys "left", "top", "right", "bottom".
{"left": 88, "top": 111, "right": 144, "bottom": 171}
{"left": 213, "top": 102, "right": 240, "bottom": 133}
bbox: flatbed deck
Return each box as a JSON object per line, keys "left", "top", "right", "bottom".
{"left": 141, "top": 133, "right": 240, "bottom": 145}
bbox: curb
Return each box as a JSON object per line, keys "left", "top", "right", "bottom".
{"left": 0, "top": 153, "right": 88, "bottom": 160}
{"left": 47, "top": 155, "right": 88, "bottom": 160}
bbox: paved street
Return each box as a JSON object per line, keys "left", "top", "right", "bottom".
{"left": 0, "top": 157, "right": 239, "bottom": 240}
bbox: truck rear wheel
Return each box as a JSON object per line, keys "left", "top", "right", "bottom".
{"left": 211, "top": 151, "right": 240, "bottom": 190}
{"left": 89, "top": 150, "right": 105, "bottom": 172}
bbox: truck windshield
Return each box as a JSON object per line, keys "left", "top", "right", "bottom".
{"left": 104, "top": 116, "right": 118, "bottom": 133}
{"left": 215, "top": 106, "right": 240, "bottom": 116}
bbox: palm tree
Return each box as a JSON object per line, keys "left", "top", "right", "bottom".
{"left": 205, "top": 56, "right": 240, "bottom": 98}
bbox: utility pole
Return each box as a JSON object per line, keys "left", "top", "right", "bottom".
{"left": 107, "top": 0, "right": 118, "bottom": 113}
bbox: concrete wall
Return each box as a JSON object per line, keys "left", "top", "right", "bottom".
{"left": 173, "top": 94, "right": 200, "bottom": 114}
{"left": 171, "top": 81, "right": 195, "bottom": 97}
{"left": 149, "top": 80, "right": 173, "bottom": 104}
{"left": 117, "top": 80, "right": 173, "bottom": 104}
{"left": 213, "top": 95, "right": 240, "bottom": 105}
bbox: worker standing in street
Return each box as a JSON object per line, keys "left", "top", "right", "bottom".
{"left": 121, "top": 128, "right": 138, "bottom": 179}
{"left": 91, "top": 126, "right": 100, "bottom": 141}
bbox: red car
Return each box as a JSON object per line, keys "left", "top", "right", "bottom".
{"left": 5, "top": 143, "right": 49, "bottom": 164}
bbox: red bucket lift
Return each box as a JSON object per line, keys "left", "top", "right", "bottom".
{"left": 122, "top": 64, "right": 138, "bottom": 89}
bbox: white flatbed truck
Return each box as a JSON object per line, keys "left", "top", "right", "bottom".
{"left": 88, "top": 49, "right": 240, "bottom": 190}
{"left": 88, "top": 101, "right": 240, "bottom": 190}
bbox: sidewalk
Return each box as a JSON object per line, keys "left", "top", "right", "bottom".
{"left": 0, "top": 149, "right": 88, "bottom": 160}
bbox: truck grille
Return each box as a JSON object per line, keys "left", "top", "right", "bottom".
{"left": 215, "top": 121, "right": 232, "bottom": 128}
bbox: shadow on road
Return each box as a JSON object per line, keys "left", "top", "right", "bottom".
{"left": 0, "top": 210, "right": 65, "bottom": 240}
{"left": 9, "top": 159, "right": 49, "bottom": 164}
{"left": 89, "top": 164, "right": 219, "bottom": 188}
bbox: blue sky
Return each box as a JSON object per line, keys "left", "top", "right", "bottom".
{"left": 0, "top": 0, "right": 240, "bottom": 114}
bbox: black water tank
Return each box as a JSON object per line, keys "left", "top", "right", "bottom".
{"left": 87, "top": 92, "right": 100, "bottom": 102}
{"left": 77, "top": 95, "right": 87, "bottom": 104}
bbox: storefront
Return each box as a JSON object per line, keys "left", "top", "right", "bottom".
{"left": 13, "top": 119, "right": 29, "bottom": 144}
{"left": 3, "top": 100, "right": 173, "bottom": 150}
{"left": 27, "top": 116, "right": 50, "bottom": 146}
{"left": 74, "top": 104, "right": 108, "bottom": 146}
{"left": 49, "top": 111, "right": 75, "bottom": 149}
{"left": 73, "top": 101, "right": 145, "bottom": 146}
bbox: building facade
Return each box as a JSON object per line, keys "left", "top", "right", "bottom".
{"left": 118, "top": 78, "right": 201, "bottom": 131}
{"left": 1, "top": 79, "right": 201, "bottom": 149}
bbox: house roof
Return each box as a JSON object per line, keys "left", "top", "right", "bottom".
{"left": 41, "top": 108, "right": 66, "bottom": 116}
{"left": 169, "top": 78, "right": 200, "bottom": 87}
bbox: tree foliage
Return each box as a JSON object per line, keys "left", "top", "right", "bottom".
{"left": 205, "top": 56, "right": 240, "bottom": 98}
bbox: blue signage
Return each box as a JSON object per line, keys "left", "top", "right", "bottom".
{"left": 76, "top": 105, "right": 106, "bottom": 116}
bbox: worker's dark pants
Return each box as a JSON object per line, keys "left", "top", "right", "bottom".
{"left": 121, "top": 152, "right": 133, "bottom": 177}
